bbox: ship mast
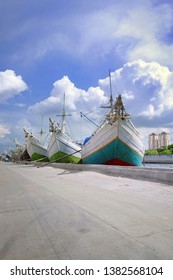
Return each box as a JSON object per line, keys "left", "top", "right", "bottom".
{"left": 102, "top": 70, "right": 128, "bottom": 122}
{"left": 109, "top": 70, "right": 113, "bottom": 113}
{"left": 61, "top": 93, "right": 66, "bottom": 133}
{"left": 39, "top": 114, "right": 45, "bottom": 143}
{"left": 101, "top": 70, "right": 114, "bottom": 110}
{"left": 57, "top": 93, "right": 71, "bottom": 134}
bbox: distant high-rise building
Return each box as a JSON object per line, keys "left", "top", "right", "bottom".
{"left": 159, "top": 132, "right": 171, "bottom": 147}
{"left": 148, "top": 132, "right": 171, "bottom": 149}
{"left": 148, "top": 133, "right": 159, "bottom": 149}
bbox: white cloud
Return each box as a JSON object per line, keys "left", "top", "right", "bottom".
{"left": 0, "top": 70, "right": 28, "bottom": 103}
{"left": 114, "top": 2, "right": 173, "bottom": 62}
{"left": 15, "top": 103, "right": 26, "bottom": 107}
{"left": 6, "top": 0, "right": 173, "bottom": 68}
{"left": 28, "top": 76, "right": 107, "bottom": 142}
{"left": 15, "top": 118, "right": 32, "bottom": 132}
{"left": 102, "top": 60, "right": 173, "bottom": 125}
{"left": 139, "top": 103, "right": 164, "bottom": 118}
{"left": 27, "top": 59, "right": 173, "bottom": 146}
{"left": 1, "top": 59, "right": 173, "bottom": 152}
{"left": 70, "top": 1, "right": 173, "bottom": 65}
{"left": 0, "top": 124, "right": 10, "bottom": 138}
{"left": 29, "top": 60, "right": 173, "bottom": 129}
{"left": 122, "top": 91, "right": 134, "bottom": 100}
{"left": 29, "top": 76, "right": 106, "bottom": 115}
{"left": 0, "top": 118, "right": 33, "bottom": 152}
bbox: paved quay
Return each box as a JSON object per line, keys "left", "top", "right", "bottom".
{"left": 0, "top": 161, "right": 173, "bottom": 260}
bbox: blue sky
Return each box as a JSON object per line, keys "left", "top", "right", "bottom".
{"left": 0, "top": 0, "right": 173, "bottom": 153}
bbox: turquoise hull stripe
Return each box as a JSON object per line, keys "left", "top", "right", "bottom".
{"left": 82, "top": 138, "right": 143, "bottom": 166}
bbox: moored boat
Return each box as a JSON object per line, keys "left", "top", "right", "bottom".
{"left": 23, "top": 128, "right": 48, "bottom": 161}
{"left": 13, "top": 139, "right": 28, "bottom": 161}
{"left": 81, "top": 75, "right": 144, "bottom": 166}
{"left": 47, "top": 94, "right": 81, "bottom": 163}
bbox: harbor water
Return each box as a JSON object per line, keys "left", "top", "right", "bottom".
{"left": 142, "top": 163, "right": 173, "bottom": 169}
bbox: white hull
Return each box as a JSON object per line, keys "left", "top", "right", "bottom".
{"left": 47, "top": 93, "right": 81, "bottom": 163}
{"left": 47, "top": 131, "right": 81, "bottom": 162}
{"left": 24, "top": 129, "right": 48, "bottom": 160}
{"left": 81, "top": 117, "right": 144, "bottom": 165}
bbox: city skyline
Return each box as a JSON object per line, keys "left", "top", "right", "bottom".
{"left": 148, "top": 131, "right": 171, "bottom": 150}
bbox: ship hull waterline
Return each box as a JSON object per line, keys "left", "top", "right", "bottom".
{"left": 48, "top": 132, "right": 81, "bottom": 163}
{"left": 27, "top": 139, "right": 49, "bottom": 162}
{"left": 81, "top": 119, "right": 144, "bottom": 166}
{"left": 82, "top": 137, "right": 143, "bottom": 166}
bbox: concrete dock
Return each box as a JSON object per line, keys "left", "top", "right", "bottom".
{"left": 0, "top": 161, "right": 173, "bottom": 260}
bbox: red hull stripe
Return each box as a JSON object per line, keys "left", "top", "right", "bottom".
{"left": 104, "top": 158, "right": 135, "bottom": 166}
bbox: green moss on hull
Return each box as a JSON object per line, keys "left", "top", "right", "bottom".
{"left": 31, "top": 153, "right": 49, "bottom": 162}
{"left": 50, "top": 151, "right": 81, "bottom": 163}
